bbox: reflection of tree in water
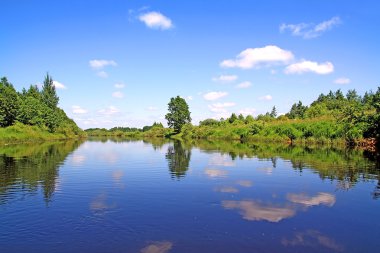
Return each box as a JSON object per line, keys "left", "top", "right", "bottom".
{"left": 165, "top": 141, "right": 191, "bottom": 179}
{"left": 192, "top": 139, "right": 380, "bottom": 192}
{"left": 0, "top": 140, "right": 83, "bottom": 204}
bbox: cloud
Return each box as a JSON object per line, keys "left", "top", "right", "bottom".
{"left": 220, "top": 45, "right": 294, "bottom": 69}
{"left": 147, "top": 106, "right": 158, "bottom": 111}
{"left": 222, "top": 200, "right": 296, "bottom": 222}
{"left": 90, "top": 193, "right": 116, "bottom": 213}
{"left": 139, "top": 11, "right": 173, "bottom": 30}
{"left": 209, "top": 154, "right": 235, "bottom": 167}
{"left": 287, "top": 192, "right": 336, "bottom": 207}
{"left": 236, "top": 81, "right": 252, "bottom": 89}
{"left": 334, "top": 77, "right": 351, "bottom": 85}
{"left": 203, "top": 91, "right": 228, "bottom": 101}
{"left": 72, "top": 105, "right": 88, "bottom": 114}
{"left": 140, "top": 241, "right": 173, "bottom": 253}
{"left": 112, "top": 91, "right": 124, "bottom": 98}
{"left": 259, "top": 95, "right": 273, "bottom": 101}
{"left": 208, "top": 102, "right": 236, "bottom": 113}
{"left": 212, "top": 75, "right": 238, "bottom": 82}
{"left": 186, "top": 96, "right": 193, "bottom": 101}
{"left": 97, "top": 71, "right": 108, "bottom": 78}
{"left": 204, "top": 168, "right": 228, "bottom": 178}
{"left": 280, "top": 16, "right": 341, "bottom": 39}
{"left": 52, "top": 80, "right": 66, "bottom": 89}
{"left": 89, "top": 59, "right": 117, "bottom": 69}
{"left": 285, "top": 60, "right": 334, "bottom": 75}
{"left": 114, "top": 83, "right": 125, "bottom": 89}
{"left": 98, "top": 106, "right": 120, "bottom": 116}
{"left": 239, "top": 108, "right": 256, "bottom": 116}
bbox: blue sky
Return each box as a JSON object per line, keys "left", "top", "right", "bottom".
{"left": 1, "top": 0, "right": 379, "bottom": 129}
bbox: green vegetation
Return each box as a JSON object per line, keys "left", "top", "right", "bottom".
{"left": 165, "top": 96, "right": 191, "bottom": 134}
{"left": 0, "top": 75, "right": 85, "bottom": 143}
{"left": 86, "top": 88, "right": 380, "bottom": 148}
{"left": 177, "top": 88, "right": 380, "bottom": 148}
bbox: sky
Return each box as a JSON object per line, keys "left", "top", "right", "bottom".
{"left": 1, "top": 0, "right": 379, "bottom": 129}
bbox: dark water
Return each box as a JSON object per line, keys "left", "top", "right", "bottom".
{"left": 0, "top": 139, "right": 379, "bottom": 253}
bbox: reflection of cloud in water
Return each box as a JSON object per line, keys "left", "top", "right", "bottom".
{"left": 236, "top": 180, "right": 253, "bottom": 187}
{"left": 215, "top": 186, "right": 239, "bottom": 193}
{"left": 205, "top": 169, "right": 228, "bottom": 178}
{"left": 112, "top": 170, "right": 125, "bottom": 189}
{"left": 72, "top": 154, "right": 86, "bottom": 165}
{"left": 209, "top": 154, "right": 235, "bottom": 167}
{"left": 257, "top": 167, "right": 273, "bottom": 175}
{"left": 287, "top": 192, "right": 336, "bottom": 207}
{"left": 90, "top": 193, "right": 115, "bottom": 213}
{"left": 222, "top": 200, "right": 295, "bottom": 222}
{"left": 141, "top": 241, "right": 173, "bottom": 253}
{"left": 282, "top": 230, "right": 344, "bottom": 252}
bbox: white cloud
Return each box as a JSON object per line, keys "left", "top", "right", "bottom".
{"left": 139, "top": 11, "right": 173, "bottom": 30}
{"left": 52, "top": 80, "right": 67, "bottom": 89}
{"left": 186, "top": 96, "right": 193, "bottom": 101}
{"left": 208, "top": 102, "right": 236, "bottom": 113}
{"left": 89, "top": 59, "right": 117, "bottom": 69}
{"left": 114, "top": 83, "right": 125, "bottom": 89}
{"left": 239, "top": 108, "right": 256, "bottom": 116}
{"left": 259, "top": 95, "right": 273, "bottom": 101}
{"left": 147, "top": 106, "right": 158, "bottom": 111}
{"left": 98, "top": 106, "right": 120, "bottom": 116}
{"left": 334, "top": 77, "right": 351, "bottom": 85}
{"left": 280, "top": 16, "right": 341, "bottom": 39}
{"left": 236, "top": 81, "right": 252, "bottom": 89}
{"left": 112, "top": 91, "right": 124, "bottom": 98}
{"left": 203, "top": 91, "right": 228, "bottom": 101}
{"left": 97, "top": 71, "right": 108, "bottom": 78}
{"left": 72, "top": 105, "right": 88, "bottom": 114}
{"left": 212, "top": 75, "right": 238, "bottom": 82}
{"left": 220, "top": 45, "right": 294, "bottom": 69}
{"left": 285, "top": 60, "right": 334, "bottom": 75}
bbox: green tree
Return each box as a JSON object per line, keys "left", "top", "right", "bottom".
{"left": 228, "top": 113, "right": 238, "bottom": 123}
{"left": 41, "top": 73, "right": 59, "bottom": 108}
{"left": 270, "top": 106, "right": 277, "bottom": 118}
{"left": 0, "top": 77, "right": 20, "bottom": 127}
{"left": 165, "top": 96, "right": 191, "bottom": 133}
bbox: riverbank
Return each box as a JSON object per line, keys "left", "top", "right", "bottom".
{"left": 0, "top": 122, "right": 86, "bottom": 145}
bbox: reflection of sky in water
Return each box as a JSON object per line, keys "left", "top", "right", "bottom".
{"left": 140, "top": 241, "right": 173, "bottom": 253}
{"left": 214, "top": 186, "right": 239, "bottom": 193}
{"left": 282, "top": 230, "right": 344, "bottom": 252}
{"left": 208, "top": 154, "right": 235, "bottom": 167}
{"left": 204, "top": 168, "right": 228, "bottom": 178}
{"left": 222, "top": 192, "right": 336, "bottom": 222}
{"left": 1, "top": 140, "right": 379, "bottom": 253}
{"left": 287, "top": 192, "right": 336, "bottom": 207}
{"left": 222, "top": 200, "right": 296, "bottom": 222}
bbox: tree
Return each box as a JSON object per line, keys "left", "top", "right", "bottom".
{"left": 228, "top": 113, "right": 238, "bottom": 123}
{"left": 270, "top": 106, "right": 277, "bottom": 118}
{"left": 41, "top": 73, "right": 59, "bottom": 108}
{"left": 165, "top": 96, "right": 191, "bottom": 133}
{"left": 0, "top": 77, "right": 20, "bottom": 127}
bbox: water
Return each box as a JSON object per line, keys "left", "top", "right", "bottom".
{"left": 0, "top": 139, "right": 379, "bottom": 253}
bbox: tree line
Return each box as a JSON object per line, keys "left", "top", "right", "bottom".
{"left": 0, "top": 75, "right": 84, "bottom": 139}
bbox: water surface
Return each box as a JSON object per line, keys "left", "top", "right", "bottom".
{"left": 1, "top": 139, "right": 379, "bottom": 253}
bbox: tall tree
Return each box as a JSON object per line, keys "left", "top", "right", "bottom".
{"left": 165, "top": 96, "right": 191, "bottom": 133}
{"left": 41, "top": 73, "right": 59, "bottom": 108}
{"left": 270, "top": 106, "right": 277, "bottom": 118}
{"left": 0, "top": 77, "right": 19, "bottom": 127}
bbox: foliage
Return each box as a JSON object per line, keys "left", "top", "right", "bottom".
{"left": 0, "top": 75, "right": 84, "bottom": 142}
{"left": 165, "top": 96, "right": 191, "bottom": 133}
